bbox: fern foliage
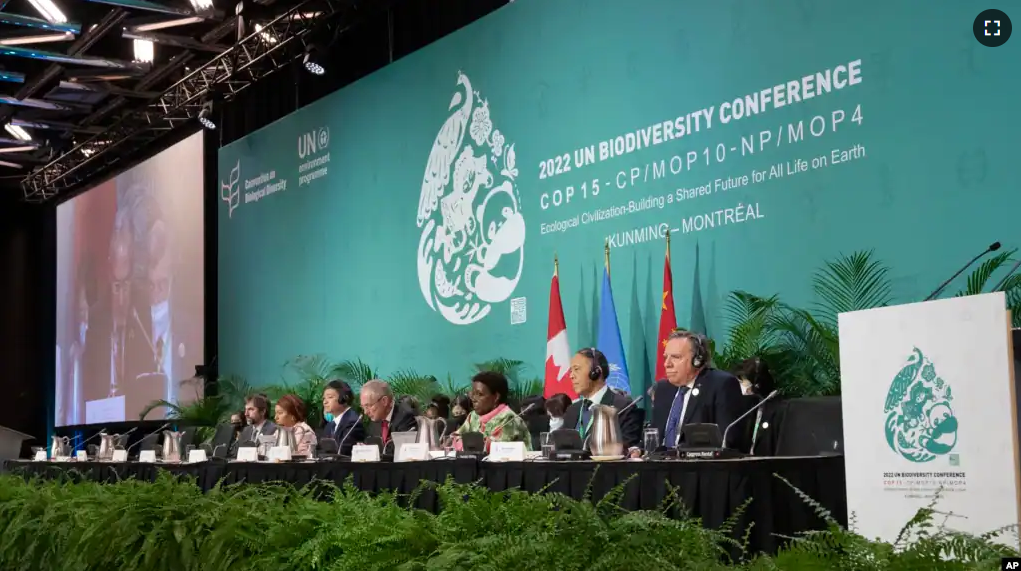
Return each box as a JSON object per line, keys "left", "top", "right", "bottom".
{"left": 0, "top": 471, "right": 1015, "bottom": 570}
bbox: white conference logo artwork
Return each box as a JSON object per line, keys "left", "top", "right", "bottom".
{"left": 221, "top": 159, "right": 241, "bottom": 218}
{"left": 415, "top": 72, "right": 526, "bottom": 326}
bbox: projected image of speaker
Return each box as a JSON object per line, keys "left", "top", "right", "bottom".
{"left": 54, "top": 132, "right": 205, "bottom": 427}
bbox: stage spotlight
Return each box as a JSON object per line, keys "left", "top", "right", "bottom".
{"left": 302, "top": 44, "right": 324, "bottom": 76}
{"left": 198, "top": 99, "right": 216, "bottom": 130}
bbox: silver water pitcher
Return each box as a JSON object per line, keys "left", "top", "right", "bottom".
{"left": 415, "top": 416, "right": 447, "bottom": 451}
{"left": 275, "top": 426, "right": 297, "bottom": 452}
{"left": 50, "top": 436, "right": 71, "bottom": 458}
{"left": 162, "top": 430, "right": 184, "bottom": 463}
{"left": 97, "top": 433, "right": 119, "bottom": 461}
{"left": 587, "top": 404, "right": 625, "bottom": 457}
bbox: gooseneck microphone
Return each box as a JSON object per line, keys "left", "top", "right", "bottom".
{"left": 924, "top": 242, "right": 1001, "bottom": 301}
{"left": 486, "top": 402, "right": 539, "bottom": 434}
{"left": 126, "top": 423, "right": 171, "bottom": 452}
{"left": 991, "top": 257, "right": 1021, "bottom": 293}
{"left": 335, "top": 413, "right": 364, "bottom": 454}
{"left": 721, "top": 390, "right": 779, "bottom": 450}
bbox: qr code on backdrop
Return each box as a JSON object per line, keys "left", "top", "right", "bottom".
{"left": 510, "top": 297, "right": 527, "bottom": 325}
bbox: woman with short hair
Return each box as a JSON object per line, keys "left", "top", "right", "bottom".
{"left": 453, "top": 371, "right": 531, "bottom": 451}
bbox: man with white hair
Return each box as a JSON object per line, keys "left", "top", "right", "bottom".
{"left": 359, "top": 379, "right": 417, "bottom": 444}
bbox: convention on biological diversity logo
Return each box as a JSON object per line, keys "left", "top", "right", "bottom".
{"left": 883, "top": 347, "right": 959, "bottom": 463}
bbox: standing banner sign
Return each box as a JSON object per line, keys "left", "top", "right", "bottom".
{"left": 838, "top": 292, "right": 1020, "bottom": 547}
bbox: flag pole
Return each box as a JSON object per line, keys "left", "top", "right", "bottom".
{"left": 604, "top": 239, "right": 610, "bottom": 277}
{"left": 553, "top": 253, "right": 559, "bottom": 277}
{"left": 665, "top": 228, "right": 671, "bottom": 262}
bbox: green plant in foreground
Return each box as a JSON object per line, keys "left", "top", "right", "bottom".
{"left": 0, "top": 471, "right": 1015, "bottom": 571}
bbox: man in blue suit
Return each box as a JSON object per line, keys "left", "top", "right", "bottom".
{"left": 321, "top": 379, "right": 365, "bottom": 456}
{"left": 650, "top": 330, "right": 747, "bottom": 450}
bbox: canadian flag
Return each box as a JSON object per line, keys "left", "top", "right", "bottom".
{"left": 544, "top": 269, "right": 576, "bottom": 399}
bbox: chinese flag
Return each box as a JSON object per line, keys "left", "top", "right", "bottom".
{"left": 655, "top": 237, "right": 677, "bottom": 381}
{"left": 544, "top": 265, "right": 576, "bottom": 399}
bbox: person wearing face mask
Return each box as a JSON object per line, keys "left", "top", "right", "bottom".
{"left": 643, "top": 330, "right": 745, "bottom": 455}
{"left": 452, "top": 371, "right": 532, "bottom": 451}
{"left": 230, "top": 411, "right": 245, "bottom": 439}
{"left": 447, "top": 395, "right": 472, "bottom": 434}
{"left": 320, "top": 379, "right": 364, "bottom": 455}
{"left": 544, "top": 393, "right": 572, "bottom": 431}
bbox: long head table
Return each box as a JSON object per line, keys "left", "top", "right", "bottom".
{"left": 2, "top": 455, "right": 846, "bottom": 555}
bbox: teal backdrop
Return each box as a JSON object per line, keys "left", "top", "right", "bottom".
{"left": 217, "top": 0, "right": 1019, "bottom": 392}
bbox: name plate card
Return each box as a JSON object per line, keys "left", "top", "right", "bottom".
{"left": 111, "top": 450, "right": 128, "bottom": 462}
{"left": 139, "top": 450, "right": 157, "bottom": 463}
{"left": 396, "top": 442, "right": 430, "bottom": 462}
{"left": 236, "top": 447, "right": 258, "bottom": 462}
{"left": 187, "top": 449, "right": 208, "bottom": 463}
{"left": 488, "top": 441, "right": 526, "bottom": 462}
{"left": 268, "top": 446, "right": 292, "bottom": 462}
{"left": 33, "top": 450, "right": 46, "bottom": 461}
{"left": 351, "top": 444, "right": 380, "bottom": 463}
{"left": 76, "top": 451, "right": 88, "bottom": 462}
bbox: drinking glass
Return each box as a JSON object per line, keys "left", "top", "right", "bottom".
{"left": 539, "top": 432, "right": 554, "bottom": 459}
{"left": 441, "top": 435, "right": 455, "bottom": 457}
{"left": 642, "top": 428, "right": 660, "bottom": 457}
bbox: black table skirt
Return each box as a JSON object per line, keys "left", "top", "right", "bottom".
{"left": 482, "top": 456, "right": 846, "bottom": 554}
{"left": 3, "top": 456, "right": 846, "bottom": 555}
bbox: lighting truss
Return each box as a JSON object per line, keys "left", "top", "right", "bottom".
{"left": 21, "top": 0, "right": 346, "bottom": 202}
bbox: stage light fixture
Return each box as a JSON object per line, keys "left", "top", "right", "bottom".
{"left": 133, "top": 38, "right": 154, "bottom": 63}
{"left": 189, "top": 0, "right": 213, "bottom": 10}
{"left": 302, "top": 44, "right": 324, "bottom": 75}
{"left": 26, "top": 0, "right": 67, "bottom": 24}
{"left": 0, "top": 32, "right": 75, "bottom": 46}
{"left": 4, "top": 123, "right": 31, "bottom": 141}
{"left": 197, "top": 99, "right": 216, "bottom": 130}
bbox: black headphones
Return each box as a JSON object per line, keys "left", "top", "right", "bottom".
{"left": 326, "top": 379, "right": 354, "bottom": 405}
{"left": 584, "top": 347, "right": 609, "bottom": 381}
{"left": 690, "top": 334, "right": 709, "bottom": 369}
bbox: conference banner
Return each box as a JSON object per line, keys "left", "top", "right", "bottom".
{"left": 837, "top": 293, "right": 1020, "bottom": 547}
{"left": 217, "top": 0, "right": 1018, "bottom": 393}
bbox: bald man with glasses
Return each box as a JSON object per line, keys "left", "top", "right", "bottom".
{"left": 360, "top": 379, "right": 418, "bottom": 444}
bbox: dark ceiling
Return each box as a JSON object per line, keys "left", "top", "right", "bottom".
{"left": 0, "top": 0, "right": 507, "bottom": 203}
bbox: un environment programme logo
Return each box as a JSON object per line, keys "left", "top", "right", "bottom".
{"left": 297, "top": 126, "right": 330, "bottom": 186}
{"left": 883, "top": 347, "right": 959, "bottom": 463}
{"left": 415, "top": 71, "right": 526, "bottom": 326}
{"left": 221, "top": 160, "right": 241, "bottom": 218}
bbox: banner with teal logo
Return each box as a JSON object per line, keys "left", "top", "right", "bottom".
{"left": 218, "top": 0, "right": 1018, "bottom": 390}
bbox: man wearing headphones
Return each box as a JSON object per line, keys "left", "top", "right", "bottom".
{"left": 321, "top": 379, "right": 365, "bottom": 456}
{"left": 562, "top": 348, "right": 644, "bottom": 450}
{"left": 649, "top": 329, "right": 746, "bottom": 451}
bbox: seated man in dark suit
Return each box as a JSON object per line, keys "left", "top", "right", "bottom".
{"left": 239, "top": 394, "right": 277, "bottom": 443}
{"left": 648, "top": 330, "right": 746, "bottom": 451}
{"left": 359, "top": 379, "right": 417, "bottom": 445}
{"left": 320, "top": 379, "right": 365, "bottom": 456}
{"left": 562, "top": 348, "right": 644, "bottom": 450}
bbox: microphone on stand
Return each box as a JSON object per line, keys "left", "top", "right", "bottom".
{"left": 334, "top": 414, "right": 364, "bottom": 456}
{"left": 991, "top": 258, "right": 1021, "bottom": 293}
{"left": 924, "top": 242, "right": 1001, "bottom": 301}
{"left": 79, "top": 427, "right": 109, "bottom": 446}
{"left": 126, "top": 423, "right": 171, "bottom": 453}
{"left": 485, "top": 402, "right": 539, "bottom": 433}
{"left": 721, "top": 390, "right": 779, "bottom": 450}
{"left": 616, "top": 384, "right": 655, "bottom": 416}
